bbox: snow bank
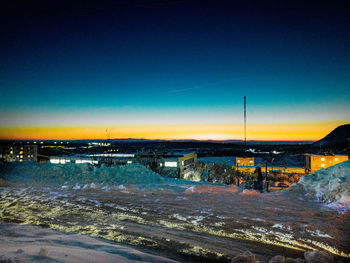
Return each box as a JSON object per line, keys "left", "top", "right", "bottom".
{"left": 287, "top": 160, "right": 350, "bottom": 207}
{"left": 0, "top": 162, "right": 169, "bottom": 187}
{"left": 184, "top": 184, "right": 238, "bottom": 194}
{"left": 240, "top": 189, "right": 259, "bottom": 196}
{"left": 0, "top": 162, "right": 208, "bottom": 190}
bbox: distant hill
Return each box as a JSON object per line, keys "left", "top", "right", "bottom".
{"left": 312, "top": 124, "right": 350, "bottom": 148}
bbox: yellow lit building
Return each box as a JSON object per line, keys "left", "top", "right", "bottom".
{"left": 233, "top": 165, "right": 305, "bottom": 175}
{"left": 0, "top": 145, "right": 38, "bottom": 162}
{"left": 178, "top": 152, "right": 197, "bottom": 176}
{"left": 235, "top": 157, "right": 254, "bottom": 166}
{"left": 305, "top": 154, "right": 348, "bottom": 173}
{"left": 160, "top": 152, "right": 197, "bottom": 178}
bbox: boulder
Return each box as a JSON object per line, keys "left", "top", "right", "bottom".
{"left": 39, "top": 248, "right": 48, "bottom": 257}
{"left": 304, "top": 251, "right": 334, "bottom": 263}
{"left": 286, "top": 258, "right": 305, "bottom": 263}
{"left": 231, "top": 251, "right": 257, "bottom": 263}
{"left": 0, "top": 259, "right": 16, "bottom": 263}
{"left": 269, "top": 255, "right": 285, "bottom": 263}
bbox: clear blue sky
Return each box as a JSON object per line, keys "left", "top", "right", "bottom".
{"left": 1, "top": 0, "right": 349, "bottom": 139}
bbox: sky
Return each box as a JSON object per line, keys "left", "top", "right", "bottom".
{"left": 1, "top": 0, "right": 349, "bottom": 141}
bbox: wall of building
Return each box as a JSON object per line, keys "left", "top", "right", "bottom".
{"left": 235, "top": 157, "right": 254, "bottom": 166}
{"left": 0, "top": 145, "right": 38, "bottom": 162}
{"left": 178, "top": 153, "right": 197, "bottom": 176}
{"left": 233, "top": 166, "right": 305, "bottom": 175}
{"left": 305, "top": 154, "right": 348, "bottom": 173}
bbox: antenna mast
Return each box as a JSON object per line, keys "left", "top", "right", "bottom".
{"left": 244, "top": 96, "right": 246, "bottom": 146}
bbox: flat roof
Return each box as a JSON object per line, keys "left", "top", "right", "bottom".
{"left": 304, "top": 154, "right": 348, "bottom": 157}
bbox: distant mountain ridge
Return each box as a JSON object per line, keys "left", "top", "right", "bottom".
{"left": 312, "top": 124, "right": 350, "bottom": 147}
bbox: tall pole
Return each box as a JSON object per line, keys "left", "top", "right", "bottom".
{"left": 244, "top": 96, "right": 246, "bottom": 146}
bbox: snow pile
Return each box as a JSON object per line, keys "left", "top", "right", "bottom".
{"left": 0, "top": 162, "right": 170, "bottom": 187}
{"left": 184, "top": 184, "right": 238, "bottom": 194}
{"left": 287, "top": 160, "right": 350, "bottom": 206}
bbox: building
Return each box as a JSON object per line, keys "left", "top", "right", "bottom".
{"left": 49, "top": 154, "right": 135, "bottom": 166}
{"left": 232, "top": 156, "right": 305, "bottom": 175}
{"left": 305, "top": 154, "right": 348, "bottom": 173}
{"left": 159, "top": 152, "right": 197, "bottom": 178}
{"left": 178, "top": 152, "right": 197, "bottom": 176}
{"left": 49, "top": 156, "right": 99, "bottom": 165}
{"left": 0, "top": 145, "right": 38, "bottom": 162}
{"left": 235, "top": 157, "right": 254, "bottom": 166}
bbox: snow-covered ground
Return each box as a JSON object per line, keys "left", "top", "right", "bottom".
{"left": 0, "top": 223, "right": 179, "bottom": 263}
{"left": 1, "top": 161, "right": 350, "bottom": 262}
{"left": 287, "top": 160, "right": 350, "bottom": 212}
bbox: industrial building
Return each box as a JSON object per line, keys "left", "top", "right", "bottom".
{"left": 0, "top": 145, "right": 38, "bottom": 162}
{"left": 231, "top": 156, "right": 305, "bottom": 175}
{"left": 159, "top": 152, "right": 197, "bottom": 178}
{"left": 232, "top": 154, "right": 349, "bottom": 175}
{"left": 235, "top": 157, "right": 254, "bottom": 167}
{"left": 49, "top": 153, "right": 135, "bottom": 166}
{"left": 305, "top": 154, "right": 348, "bottom": 173}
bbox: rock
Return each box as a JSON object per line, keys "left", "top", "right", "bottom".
{"left": 39, "top": 248, "right": 48, "bottom": 257}
{"left": 231, "top": 251, "right": 257, "bottom": 263}
{"left": 286, "top": 258, "right": 305, "bottom": 263}
{"left": 0, "top": 259, "right": 16, "bottom": 263}
{"left": 304, "top": 251, "right": 334, "bottom": 263}
{"left": 269, "top": 255, "right": 285, "bottom": 263}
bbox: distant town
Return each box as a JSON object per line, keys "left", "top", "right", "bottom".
{"left": 1, "top": 124, "right": 349, "bottom": 191}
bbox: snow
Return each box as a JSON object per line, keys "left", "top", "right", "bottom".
{"left": 0, "top": 162, "right": 204, "bottom": 190}
{"left": 1, "top": 161, "right": 350, "bottom": 260}
{"left": 0, "top": 223, "right": 179, "bottom": 263}
{"left": 287, "top": 160, "right": 350, "bottom": 210}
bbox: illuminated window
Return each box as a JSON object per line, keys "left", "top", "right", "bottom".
{"left": 10, "top": 151, "right": 13, "bottom": 154}
{"left": 335, "top": 158, "right": 338, "bottom": 161}
{"left": 20, "top": 151, "right": 23, "bottom": 154}
{"left": 321, "top": 158, "right": 325, "bottom": 161}
{"left": 165, "top": 161, "right": 178, "bottom": 167}
{"left": 237, "top": 160, "right": 241, "bottom": 163}
{"left": 20, "top": 147, "right": 23, "bottom": 150}
{"left": 28, "top": 155, "right": 30, "bottom": 158}
{"left": 321, "top": 164, "right": 325, "bottom": 167}
{"left": 19, "top": 159, "right": 23, "bottom": 162}
{"left": 249, "top": 160, "right": 253, "bottom": 163}
{"left": 20, "top": 155, "right": 23, "bottom": 158}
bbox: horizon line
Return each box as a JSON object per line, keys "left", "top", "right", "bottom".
{"left": 0, "top": 138, "right": 316, "bottom": 142}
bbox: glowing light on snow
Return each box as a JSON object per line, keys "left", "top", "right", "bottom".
{"left": 75, "top": 160, "right": 98, "bottom": 164}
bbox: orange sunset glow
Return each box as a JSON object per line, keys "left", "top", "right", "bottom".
{"left": 0, "top": 121, "right": 345, "bottom": 141}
